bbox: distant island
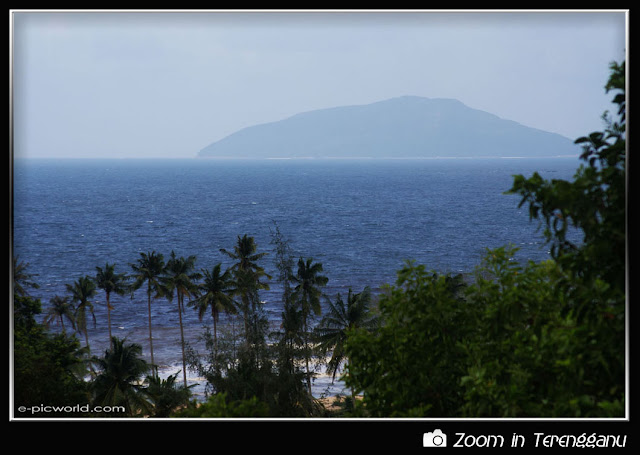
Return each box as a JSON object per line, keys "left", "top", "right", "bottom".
{"left": 198, "top": 96, "right": 579, "bottom": 159}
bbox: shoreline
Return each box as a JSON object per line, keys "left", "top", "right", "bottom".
{"left": 74, "top": 321, "right": 351, "bottom": 402}
{"left": 156, "top": 361, "right": 349, "bottom": 402}
{"left": 153, "top": 345, "right": 350, "bottom": 402}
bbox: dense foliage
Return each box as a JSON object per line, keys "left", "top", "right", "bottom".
{"left": 345, "top": 60, "right": 626, "bottom": 417}
{"left": 14, "top": 293, "right": 90, "bottom": 417}
{"left": 12, "top": 61, "right": 625, "bottom": 418}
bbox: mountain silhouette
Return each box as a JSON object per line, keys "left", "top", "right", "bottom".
{"left": 198, "top": 96, "right": 578, "bottom": 159}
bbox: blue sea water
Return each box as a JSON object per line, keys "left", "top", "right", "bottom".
{"left": 12, "top": 157, "right": 581, "bottom": 395}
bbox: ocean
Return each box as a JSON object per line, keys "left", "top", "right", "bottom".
{"left": 12, "top": 157, "right": 582, "bottom": 397}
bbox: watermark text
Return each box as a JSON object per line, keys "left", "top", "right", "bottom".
{"left": 17, "top": 404, "right": 126, "bottom": 415}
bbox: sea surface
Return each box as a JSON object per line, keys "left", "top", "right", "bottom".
{"left": 12, "top": 157, "right": 582, "bottom": 397}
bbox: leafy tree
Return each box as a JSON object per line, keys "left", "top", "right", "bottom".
{"left": 176, "top": 393, "right": 270, "bottom": 417}
{"left": 291, "top": 257, "right": 328, "bottom": 394}
{"left": 185, "top": 325, "right": 233, "bottom": 397}
{"left": 508, "top": 60, "right": 625, "bottom": 305}
{"left": 95, "top": 262, "right": 129, "bottom": 350}
{"left": 14, "top": 293, "right": 89, "bottom": 417}
{"left": 345, "top": 263, "right": 472, "bottom": 417}
{"left": 130, "top": 251, "right": 166, "bottom": 368}
{"left": 67, "top": 275, "right": 97, "bottom": 352}
{"left": 44, "top": 295, "right": 76, "bottom": 335}
{"left": 161, "top": 251, "right": 201, "bottom": 387}
{"left": 502, "top": 59, "right": 626, "bottom": 416}
{"left": 91, "top": 337, "right": 151, "bottom": 416}
{"left": 460, "top": 245, "right": 624, "bottom": 417}
{"left": 460, "top": 247, "right": 567, "bottom": 416}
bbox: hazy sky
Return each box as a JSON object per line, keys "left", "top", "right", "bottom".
{"left": 11, "top": 10, "right": 627, "bottom": 159}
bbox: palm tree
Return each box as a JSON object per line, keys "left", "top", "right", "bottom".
{"left": 161, "top": 251, "right": 201, "bottom": 387}
{"left": 220, "top": 235, "right": 271, "bottom": 342}
{"left": 130, "top": 251, "right": 165, "bottom": 368}
{"left": 316, "top": 287, "right": 378, "bottom": 390}
{"left": 291, "top": 257, "right": 329, "bottom": 395}
{"left": 13, "top": 256, "right": 40, "bottom": 297}
{"left": 189, "top": 263, "right": 236, "bottom": 352}
{"left": 44, "top": 295, "right": 76, "bottom": 335}
{"left": 91, "top": 336, "right": 151, "bottom": 416}
{"left": 95, "top": 263, "right": 129, "bottom": 350}
{"left": 274, "top": 291, "right": 305, "bottom": 377}
{"left": 143, "top": 371, "right": 192, "bottom": 417}
{"left": 67, "top": 276, "right": 97, "bottom": 352}
{"left": 220, "top": 234, "right": 270, "bottom": 275}
{"left": 291, "top": 258, "right": 328, "bottom": 319}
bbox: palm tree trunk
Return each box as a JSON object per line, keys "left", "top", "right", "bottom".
{"left": 107, "top": 293, "right": 113, "bottom": 350}
{"left": 211, "top": 306, "right": 218, "bottom": 354}
{"left": 84, "top": 327, "right": 96, "bottom": 375}
{"left": 178, "top": 293, "right": 187, "bottom": 387}
{"left": 231, "top": 315, "right": 237, "bottom": 362}
{"left": 304, "top": 319, "right": 312, "bottom": 396}
{"left": 147, "top": 284, "right": 155, "bottom": 368}
{"left": 305, "top": 352, "right": 312, "bottom": 395}
{"left": 242, "top": 294, "right": 250, "bottom": 345}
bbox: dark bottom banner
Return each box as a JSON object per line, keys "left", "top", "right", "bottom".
{"left": 12, "top": 417, "right": 633, "bottom": 451}
{"left": 210, "top": 419, "right": 633, "bottom": 451}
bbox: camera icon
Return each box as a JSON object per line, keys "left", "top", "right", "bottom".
{"left": 423, "top": 429, "right": 447, "bottom": 447}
